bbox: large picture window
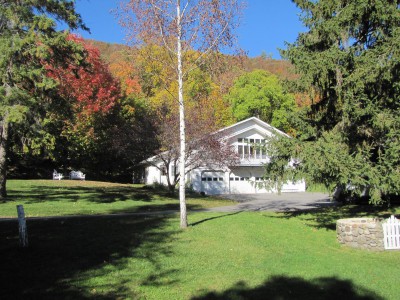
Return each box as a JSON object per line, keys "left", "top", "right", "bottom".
{"left": 237, "top": 138, "right": 266, "bottom": 160}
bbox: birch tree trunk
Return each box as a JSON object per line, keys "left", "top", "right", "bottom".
{"left": 176, "top": 1, "right": 188, "bottom": 228}
{"left": 117, "top": 0, "right": 243, "bottom": 228}
{"left": 0, "top": 118, "right": 9, "bottom": 199}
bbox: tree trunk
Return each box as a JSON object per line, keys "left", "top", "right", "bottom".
{"left": 0, "top": 120, "right": 9, "bottom": 199}
{"left": 177, "top": 1, "right": 187, "bottom": 228}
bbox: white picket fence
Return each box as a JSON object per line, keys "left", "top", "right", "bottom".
{"left": 382, "top": 215, "right": 400, "bottom": 250}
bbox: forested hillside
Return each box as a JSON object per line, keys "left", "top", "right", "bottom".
{"left": 88, "top": 39, "right": 295, "bottom": 80}
{"left": 7, "top": 36, "right": 305, "bottom": 183}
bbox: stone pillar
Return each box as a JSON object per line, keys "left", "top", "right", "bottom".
{"left": 337, "top": 218, "right": 384, "bottom": 251}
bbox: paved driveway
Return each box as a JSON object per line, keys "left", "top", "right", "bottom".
{"left": 205, "top": 192, "right": 334, "bottom": 212}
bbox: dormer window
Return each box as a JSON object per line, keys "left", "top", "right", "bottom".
{"left": 237, "top": 138, "right": 266, "bottom": 160}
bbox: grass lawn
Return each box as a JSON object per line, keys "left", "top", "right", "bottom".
{"left": 0, "top": 180, "right": 234, "bottom": 217}
{"left": 0, "top": 180, "right": 399, "bottom": 299}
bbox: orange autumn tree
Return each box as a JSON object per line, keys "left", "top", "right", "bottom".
{"left": 108, "top": 51, "right": 142, "bottom": 97}
{"left": 46, "top": 35, "right": 121, "bottom": 163}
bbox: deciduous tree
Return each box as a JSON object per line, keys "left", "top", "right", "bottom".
{"left": 48, "top": 35, "right": 120, "bottom": 116}
{"left": 46, "top": 36, "right": 154, "bottom": 181}
{"left": 227, "top": 70, "right": 296, "bottom": 132}
{"left": 108, "top": 52, "right": 142, "bottom": 96}
{"left": 117, "top": 0, "right": 243, "bottom": 228}
{"left": 147, "top": 104, "right": 238, "bottom": 192}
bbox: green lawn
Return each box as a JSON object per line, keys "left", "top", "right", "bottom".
{"left": 1, "top": 180, "right": 233, "bottom": 217}
{"left": 0, "top": 180, "right": 399, "bottom": 299}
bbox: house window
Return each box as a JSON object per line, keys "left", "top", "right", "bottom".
{"left": 203, "top": 177, "right": 224, "bottom": 182}
{"left": 161, "top": 165, "right": 167, "bottom": 176}
{"left": 250, "top": 145, "right": 255, "bottom": 158}
{"left": 238, "top": 145, "right": 243, "bottom": 157}
{"left": 170, "top": 164, "right": 177, "bottom": 176}
{"left": 237, "top": 138, "right": 266, "bottom": 160}
{"left": 256, "top": 147, "right": 261, "bottom": 159}
{"left": 244, "top": 145, "right": 249, "bottom": 157}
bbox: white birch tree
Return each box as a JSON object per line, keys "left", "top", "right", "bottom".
{"left": 117, "top": 0, "right": 243, "bottom": 228}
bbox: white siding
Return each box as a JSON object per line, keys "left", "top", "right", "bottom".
{"left": 144, "top": 117, "right": 306, "bottom": 195}
{"left": 144, "top": 163, "right": 170, "bottom": 186}
{"left": 145, "top": 165, "right": 161, "bottom": 185}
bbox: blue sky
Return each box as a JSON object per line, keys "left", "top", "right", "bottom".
{"left": 72, "top": 0, "right": 306, "bottom": 59}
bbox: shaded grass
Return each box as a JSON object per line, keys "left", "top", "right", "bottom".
{"left": 0, "top": 180, "right": 234, "bottom": 217}
{"left": 277, "top": 203, "right": 400, "bottom": 230}
{"left": 0, "top": 214, "right": 175, "bottom": 299}
{"left": 1, "top": 210, "right": 399, "bottom": 299}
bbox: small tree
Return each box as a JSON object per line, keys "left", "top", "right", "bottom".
{"left": 117, "top": 0, "right": 244, "bottom": 228}
{"left": 147, "top": 106, "right": 239, "bottom": 192}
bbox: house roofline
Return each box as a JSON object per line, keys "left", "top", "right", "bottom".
{"left": 216, "top": 116, "right": 290, "bottom": 138}
{"left": 142, "top": 117, "right": 290, "bottom": 165}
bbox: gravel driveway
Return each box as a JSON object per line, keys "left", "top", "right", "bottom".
{"left": 205, "top": 192, "right": 334, "bottom": 212}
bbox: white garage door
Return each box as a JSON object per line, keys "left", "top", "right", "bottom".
{"left": 201, "top": 171, "right": 226, "bottom": 195}
{"left": 229, "top": 175, "right": 253, "bottom": 194}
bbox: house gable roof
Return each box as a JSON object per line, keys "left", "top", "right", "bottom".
{"left": 217, "top": 117, "right": 290, "bottom": 140}
{"left": 142, "top": 117, "right": 289, "bottom": 165}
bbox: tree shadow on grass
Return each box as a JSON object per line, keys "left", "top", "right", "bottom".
{"left": 192, "top": 275, "right": 384, "bottom": 300}
{"left": 6, "top": 183, "right": 217, "bottom": 206}
{"left": 272, "top": 204, "right": 399, "bottom": 231}
{"left": 7, "top": 185, "right": 159, "bottom": 204}
{"left": 190, "top": 211, "right": 242, "bottom": 226}
{"left": 0, "top": 213, "right": 180, "bottom": 299}
{"left": 4, "top": 183, "right": 222, "bottom": 216}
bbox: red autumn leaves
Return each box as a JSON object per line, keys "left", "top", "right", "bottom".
{"left": 47, "top": 35, "right": 122, "bottom": 115}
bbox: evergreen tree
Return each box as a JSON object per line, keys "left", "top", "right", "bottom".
{"left": 267, "top": 0, "right": 400, "bottom": 203}
{"left": 0, "top": 0, "right": 87, "bottom": 198}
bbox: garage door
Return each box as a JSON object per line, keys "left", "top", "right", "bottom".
{"left": 229, "top": 175, "right": 253, "bottom": 194}
{"left": 201, "top": 171, "right": 226, "bottom": 195}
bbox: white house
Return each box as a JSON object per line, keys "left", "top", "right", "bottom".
{"left": 143, "top": 117, "right": 306, "bottom": 195}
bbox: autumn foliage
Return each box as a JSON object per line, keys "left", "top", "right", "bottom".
{"left": 108, "top": 52, "right": 142, "bottom": 96}
{"left": 47, "top": 35, "right": 120, "bottom": 114}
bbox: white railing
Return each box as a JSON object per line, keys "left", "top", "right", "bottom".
{"left": 382, "top": 215, "right": 400, "bottom": 250}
